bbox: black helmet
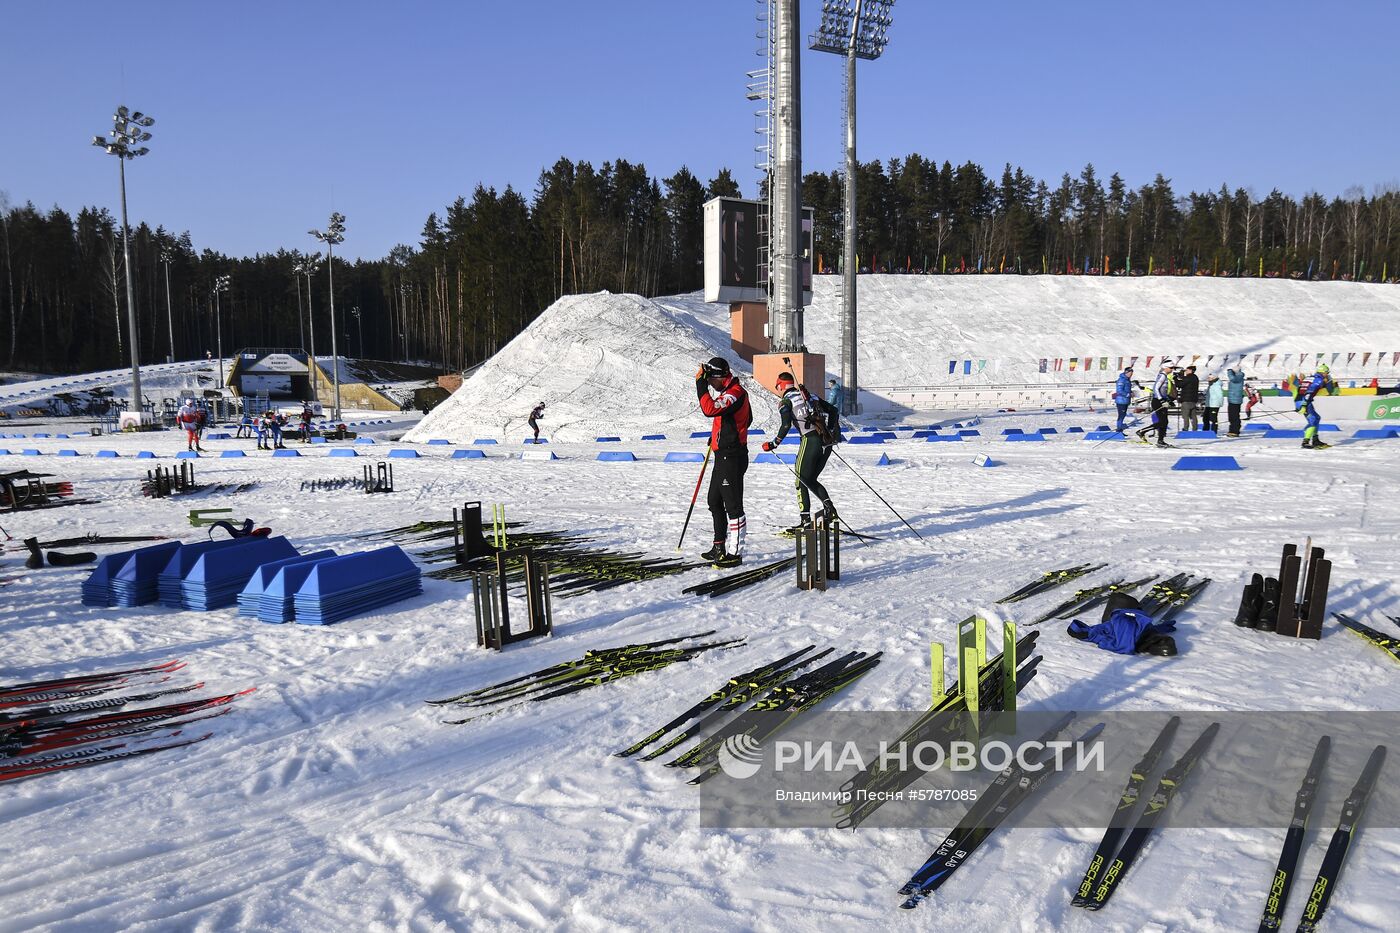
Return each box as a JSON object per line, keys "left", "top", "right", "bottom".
{"left": 703, "top": 357, "right": 731, "bottom": 377}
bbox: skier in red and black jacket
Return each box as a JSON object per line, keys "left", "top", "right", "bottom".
{"left": 696, "top": 356, "right": 751, "bottom": 567}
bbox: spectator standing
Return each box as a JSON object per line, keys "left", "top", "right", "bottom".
{"left": 1177, "top": 365, "right": 1201, "bottom": 431}
{"left": 1203, "top": 375, "right": 1223, "bottom": 432}
{"left": 1112, "top": 365, "right": 1137, "bottom": 432}
{"left": 1225, "top": 367, "right": 1245, "bottom": 436}
{"left": 825, "top": 378, "right": 843, "bottom": 411}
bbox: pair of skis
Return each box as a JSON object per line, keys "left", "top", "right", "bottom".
{"left": 898, "top": 712, "right": 1102, "bottom": 908}
{"left": 0, "top": 658, "right": 183, "bottom": 703}
{"left": 1256, "top": 739, "right": 1386, "bottom": 932}
{"left": 681, "top": 556, "right": 796, "bottom": 598}
{"left": 1029, "top": 575, "right": 1157, "bottom": 624}
{"left": 1072, "top": 719, "right": 1219, "bottom": 910}
{"left": 995, "top": 564, "right": 1105, "bottom": 605}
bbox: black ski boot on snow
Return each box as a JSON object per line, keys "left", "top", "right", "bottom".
{"left": 1312, "top": 438, "right": 1332, "bottom": 450}
{"left": 700, "top": 543, "right": 726, "bottom": 562}
{"left": 784, "top": 513, "right": 813, "bottom": 536}
{"left": 713, "top": 553, "right": 742, "bottom": 569}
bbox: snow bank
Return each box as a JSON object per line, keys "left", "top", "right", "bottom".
{"left": 406, "top": 292, "right": 779, "bottom": 443}
{"left": 409, "top": 277, "right": 1400, "bottom": 442}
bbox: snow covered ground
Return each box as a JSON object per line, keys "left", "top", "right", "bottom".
{"left": 2, "top": 399, "right": 1398, "bottom": 931}
{"left": 412, "top": 277, "right": 1400, "bottom": 444}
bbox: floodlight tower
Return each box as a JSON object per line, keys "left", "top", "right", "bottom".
{"left": 92, "top": 105, "right": 155, "bottom": 419}
{"left": 294, "top": 252, "right": 322, "bottom": 403}
{"left": 811, "top": 0, "right": 893, "bottom": 413}
{"left": 308, "top": 213, "right": 346, "bottom": 420}
{"left": 768, "top": 0, "right": 804, "bottom": 353}
{"left": 212, "top": 274, "right": 230, "bottom": 387}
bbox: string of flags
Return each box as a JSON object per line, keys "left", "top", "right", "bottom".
{"left": 1010, "top": 351, "right": 1399, "bottom": 375}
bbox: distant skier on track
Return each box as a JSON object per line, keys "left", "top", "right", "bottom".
{"left": 763, "top": 371, "right": 840, "bottom": 532}
{"left": 528, "top": 403, "right": 545, "bottom": 443}
{"left": 1297, "top": 363, "right": 1337, "bottom": 449}
{"left": 696, "top": 357, "right": 750, "bottom": 568}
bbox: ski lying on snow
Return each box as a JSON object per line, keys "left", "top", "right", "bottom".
{"left": 1295, "top": 745, "right": 1386, "bottom": 933}
{"left": 1071, "top": 716, "right": 1182, "bottom": 907}
{"left": 0, "top": 732, "right": 212, "bottom": 784}
{"left": 0, "top": 682, "right": 205, "bottom": 728}
{"left": 1332, "top": 612, "right": 1400, "bottom": 662}
{"left": 1076, "top": 721, "right": 1220, "bottom": 911}
{"left": 0, "top": 659, "right": 184, "bottom": 702}
{"left": 1255, "top": 735, "right": 1330, "bottom": 932}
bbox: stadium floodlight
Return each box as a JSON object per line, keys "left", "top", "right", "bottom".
{"left": 92, "top": 104, "right": 156, "bottom": 420}
{"left": 293, "top": 252, "right": 323, "bottom": 404}
{"left": 212, "top": 274, "right": 231, "bottom": 388}
{"left": 810, "top": 0, "right": 895, "bottom": 414}
{"left": 308, "top": 213, "right": 347, "bottom": 420}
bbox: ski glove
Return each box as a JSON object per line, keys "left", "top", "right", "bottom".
{"left": 761, "top": 441, "right": 775, "bottom": 452}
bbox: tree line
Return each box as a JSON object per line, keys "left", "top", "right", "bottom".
{"left": 2, "top": 156, "right": 1396, "bottom": 376}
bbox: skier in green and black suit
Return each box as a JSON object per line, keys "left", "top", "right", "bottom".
{"left": 762, "top": 371, "right": 840, "bottom": 532}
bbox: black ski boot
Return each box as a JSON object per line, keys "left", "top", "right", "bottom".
{"left": 23, "top": 537, "right": 44, "bottom": 570}
{"left": 1301, "top": 437, "right": 1313, "bottom": 449}
{"left": 820, "top": 500, "right": 839, "bottom": 525}
{"left": 1156, "top": 440, "right": 1170, "bottom": 448}
{"left": 1258, "top": 576, "right": 1281, "bottom": 632}
{"left": 784, "top": 513, "right": 812, "bottom": 536}
{"left": 1234, "top": 573, "right": 1264, "bottom": 627}
{"left": 1312, "top": 438, "right": 1332, "bottom": 450}
{"left": 700, "top": 543, "right": 726, "bottom": 562}
{"left": 714, "top": 552, "right": 742, "bottom": 569}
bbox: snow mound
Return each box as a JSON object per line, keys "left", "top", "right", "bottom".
{"left": 406, "top": 292, "right": 777, "bottom": 443}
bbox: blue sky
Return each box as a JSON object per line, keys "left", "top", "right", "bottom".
{"left": 4, "top": 0, "right": 1397, "bottom": 259}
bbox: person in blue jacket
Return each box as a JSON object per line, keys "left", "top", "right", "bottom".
{"left": 825, "top": 378, "right": 842, "bottom": 411}
{"left": 1112, "top": 364, "right": 1138, "bottom": 432}
{"left": 1225, "top": 367, "right": 1246, "bottom": 436}
{"left": 1297, "top": 364, "right": 1336, "bottom": 449}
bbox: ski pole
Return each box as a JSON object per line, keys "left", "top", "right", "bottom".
{"left": 676, "top": 446, "right": 713, "bottom": 551}
{"left": 827, "top": 446, "right": 924, "bottom": 540}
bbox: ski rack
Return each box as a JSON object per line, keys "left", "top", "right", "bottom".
{"left": 1276, "top": 539, "right": 1330, "bottom": 639}
{"left": 472, "top": 549, "right": 553, "bottom": 650}
{"left": 143, "top": 463, "right": 197, "bottom": 499}
{"left": 794, "top": 515, "right": 841, "bottom": 591}
{"left": 452, "top": 501, "right": 494, "bottom": 563}
{"left": 1, "top": 471, "right": 75, "bottom": 513}
{"left": 362, "top": 461, "right": 394, "bottom": 494}
{"left": 930, "top": 616, "right": 1020, "bottom": 738}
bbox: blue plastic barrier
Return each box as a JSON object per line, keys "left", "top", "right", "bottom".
{"left": 222, "top": 450, "right": 246, "bottom": 458}
{"left": 521, "top": 449, "right": 559, "bottom": 461}
{"left": 1095, "top": 425, "right": 1112, "bottom": 432}
{"left": 1352, "top": 428, "right": 1400, "bottom": 439}
{"left": 238, "top": 550, "right": 337, "bottom": 619}
{"left": 22, "top": 449, "right": 41, "bottom": 456}
{"left": 664, "top": 452, "right": 705, "bottom": 462}
{"left": 974, "top": 454, "right": 999, "bottom": 468}
{"left": 1039, "top": 428, "right": 1058, "bottom": 435}
{"left": 1066, "top": 426, "right": 1085, "bottom": 433}
{"left": 33, "top": 433, "right": 50, "bottom": 438}
{"left": 1172, "top": 456, "right": 1243, "bottom": 471}
{"left": 259, "top": 555, "right": 339, "bottom": 623}
{"left": 310, "top": 437, "right": 327, "bottom": 444}
{"left": 181, "top": 537, "right": 299, "bottom": 610}
{"left": 641, "top": 434, "right": 666, "bottom": 441}
{"left": 876, "top": 453, "right": 892, "bottom": 466}
{"left": 96, "top": 450, "right": 119, "bottom": 458}
{"left": 273, "top": 448, "right": 300, "bottom": 457}
{"left": 426, "top": 439, "right": 452, "bottom": 445}
{"left": 925, "top": 434, "right": 963, "bottom": 443}
{"left": 754, "top": 452, "right": 798, "bottom": 464}
{"left": 57, "top": 450, "right": 78, "bottom": 457}
{"left": 780, "top": 436, "right": 800, "bottom": 445}
{"left": 959, "top": 430, "right": 981, "bottom": 437}
{"left": 56, "top": 434, "right": 70, "bottom": 439}
{"left": 451, "top": 449, "right": 486, "bottom": 459}
{"left": 1264, "top": 429, "right": 1306, "bottom": 439}
{"left": 1001, "top": 428, "right": 1023, "bottom": 435}
{"left": 750, "top": 429, "right": 766, "bottom": 436}
{"left": 473, "top": 439, "right": 498, "bottom": 445}
{"left": 1005, "top": 434, "right": 1047, "bottom": 442}
{"left": 291, "top": 545, "right": 422, "bottom": 625}
{"left": 1085, "top": 431, "right": 1124, "bottom": 441}
{"left": 689, "top": 431, "right": 710, "bottom": 439}
{"left": 388, "top": 449, "right": 419, "bottom": 458}
{"left": 176, "top": 451, "right": 199, "bottom": 459}
{"left": 354, "top": 437, "right": 377, "bottom": 444}
{"left": 595, "top": 436, "right": 621, "bottom": 443}
{"left": 328, "top": 448, "right": 358, "bottom": 457}
{"left": 137, "top": 451, "right": 156, "bottom": 459}
{"left": 0, "top": 450, "right": 9, "bottom": 456}
{"left": 87, "top": 541, "right": 183, "bottom": 608}
{"left": 1177, "top": 430, "right": 1218, "bottom": 439}
{"left": 522, "top": 439, "right": 550, "bottom": 445}
{"left": 1245, "top": 423, "right": 1269, "bottom": 431}
{"left": 597, "top": 451, "right": 637, "bottom": 462}
{"left": 847, "top": 436, "right": 885, "bottom": 445}
{"left": 157, "top": 538, "right": 267, "bottom": 609}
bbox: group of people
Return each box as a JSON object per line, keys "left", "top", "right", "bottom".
{"left": 232, "top": 405, "right": 318, "bottom": 449}
{"left": 695, "top": 357, "right": 841, "bottom": 568}
{"left": 1114, "top": 360, "right": 1329, "bottom": 448}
